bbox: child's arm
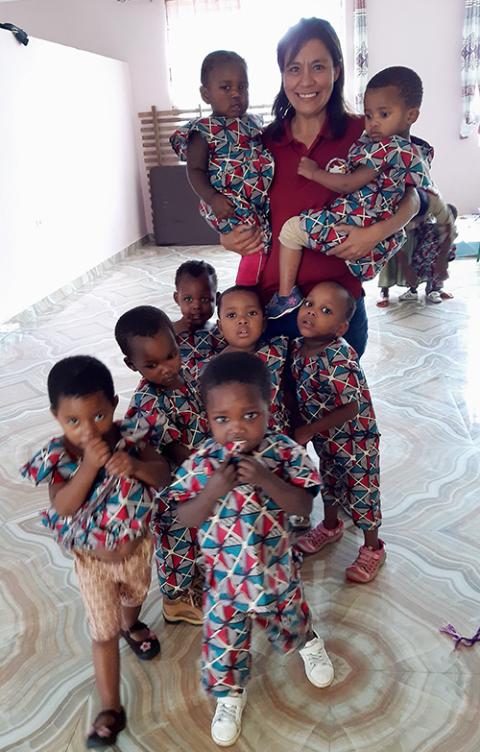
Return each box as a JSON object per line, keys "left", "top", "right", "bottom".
{"left": 176, "top": 461, "right": 237, "bottom": 527}
{"left": 163, "top": 441, "right": 192, "bottom": 467}
{"left": 105, "top": 443, "right": 171, "bottom": 489}
{"left": 235, "top": 457, "right": 314, "bottom": 517}
{"left": 49, "top": 437, "right": 110, "bottom": 516}
{"left": 186, "top": 132, "right": 235, "bottom": 220}
{"left": 298, "top": 156, "right": 377, "bottom": 194}
{"left": 294, "top": 401, "right": 359, "bottom": 446}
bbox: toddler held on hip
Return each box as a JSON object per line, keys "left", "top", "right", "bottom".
{"left": 267, "top": 66, "right": 440, "bottom": 320}
{"left": 170, "top": 50, "right": 274, "bottom": 286}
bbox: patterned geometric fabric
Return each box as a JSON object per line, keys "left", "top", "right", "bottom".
{"left": 461, "top": 0, "right": 480, "bottom": 138}
{"left": 20, "top": 421, "right": 155, "bottom": 551}
{"left": 176, "top": 324, "right": 226, "bottom": 374}
{"left": 170, "top": 114, "right": 274, "bottom": 284}
{"left": 290, "top": 338, "right": 381, "bottom": 531}
{"left": 168, "top": 433, "right": 320, "bottom": 612}
{"left": 125, "top": 366, "right": 209, "bottom": 597}
{"left": 202, "top": 581, "right": 311, "bottom": 697}
{"left": 411, "top": 196, "right": 457, "bottom": 282}
{"left": 256, "top": 336, "right": 290, "bottom": 435}
{"left": 125, "top": 365, "right": 209, "bottom": 452}
{"left": 300, "top": 133, "right": 437, "bottom": 281}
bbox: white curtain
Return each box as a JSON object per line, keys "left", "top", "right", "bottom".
{"left": 460, "top": 0, "right": 480, "bottom": 138}
{"left": 352, "top": 0, "right": 368, "bottom": 114}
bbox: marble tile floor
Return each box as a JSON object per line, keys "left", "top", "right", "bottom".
{"left": 1, "top": 245, "right": 479, "bottom": 752}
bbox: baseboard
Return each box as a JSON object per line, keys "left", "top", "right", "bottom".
{"left": 2, "top": 235, "right": 150, "bottom": 333}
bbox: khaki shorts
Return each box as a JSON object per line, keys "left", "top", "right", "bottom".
{"left": 74, "top": 536, "right": 153, "bottom": 641}
{"left": 278, "top": 216, "right": 308, "bottom": 250}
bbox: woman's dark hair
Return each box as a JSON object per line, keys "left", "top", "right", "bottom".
{"left": 48, "top": 356, "right": 115, "bottom": 411}
{"left": 267, "top": 17, "right": 348, "bottom": 142}
{"left": 200, "top": 351, "right": 271, "bottom": 405}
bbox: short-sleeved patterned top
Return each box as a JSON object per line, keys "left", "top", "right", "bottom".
{"left": 290, "top": 338, "right": 379, "bottom": 443}
{"left": 20, "top": 421, "right": 155, "bottom": 551}
{"left": 125, "top": 365, "right": 209, "bottom": 452}
{"left": 176, "top": 324, "right": 226, "bottom": 374}
{"left": 256, "top": 336, "right": 290, "bottom": 435}
{"left": 168, "top": 433, "right": 320, "bottom": 612}
{"left": 346, "top": 132, "right": 436, "bottom": 218}
{"left": 170, "top": 114, "right": 274, "bottom": 245}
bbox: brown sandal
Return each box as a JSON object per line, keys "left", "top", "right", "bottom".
{"left": 120, "top": 619, "right": 160, "bottom": 660}
{"left": 86, "top": 707, "right": 126, "bottom": 748}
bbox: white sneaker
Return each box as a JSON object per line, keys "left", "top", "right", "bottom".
{"left": 398, "top": 289, "right": 418, "bottom": 302}
{"left": 299, "top": 635, "right": 334, "bottom": 688}
{"left": 426, "top": 290, "right": 442, "bottom": 304}
{"left": 211, "top": 691, "right": 247, "bottom": 746}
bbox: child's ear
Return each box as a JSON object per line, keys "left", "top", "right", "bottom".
{"left": 336, "top": 321, "right": 349, "bottom": 338}
{"left": 173, "top": 290, "right": 179, "bottom": 306}
{"left": 113, "top": 395, "right": 119, "bottom": 409}
{"left": 217, "top": 317, "right": 223, "bottom": 336}
{"left": 407, "top": 107, "right": 420, "bottom": 126}
{"left": 50, "top": 406, "right": 57, "bottom": 418}
{"left": 124, "top": 356, "right": 137, "bottom": 373}
{"left": 200, "top": 85, "right": 210, "bottom": 105}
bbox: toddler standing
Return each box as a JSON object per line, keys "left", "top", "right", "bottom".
{"left": 20, "top": 356, "right": 169, "bottom": 747}
{"left": 290, "top": 283, "right": 384, "bottom": 583}
{"left": 170, "top": 50, "right": 274, "bottom": 285}
{"left": 216, "top": 284, "right": 290, "bottom": 435}
{"left": 115, "top": 306, "right": 208, "bottom": 625}
{"left": 172, "top": 259, "right": 225, "bottom": 370}
{"left": 172, "top": 352, "right": 334, "bottom": 746}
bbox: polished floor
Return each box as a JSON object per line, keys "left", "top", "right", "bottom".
{"left": 1, "top": 245, "right": 479, "bottom": 752}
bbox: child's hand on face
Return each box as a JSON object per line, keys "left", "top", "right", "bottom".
{"left": 210, "top": 192, "right": 236, "bottom": 220}
{"left": 207, "top": 460, "right": 238, "bottom": 499}
{"left": 83, "top": 437, "right": 111, "bottom": 470}
{"left": 236, "top": 456, "right": 269, "bottom": 486}
{"left": 105, "top": 451, "right": 137, "bottom": 478}
{"left": 297, "top": 156, "right": 319, "bottom": 181}
{"left": 294, "top": 425, "right": 315, "bottom": 446}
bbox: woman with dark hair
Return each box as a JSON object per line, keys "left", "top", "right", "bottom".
{"left": 221, "top": 17, "right": 419, "bottom": 356}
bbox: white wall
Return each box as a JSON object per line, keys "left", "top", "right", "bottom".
{"left": 0, "top": 0, "right": 171, "bottom": 234}
{"left": 364, "top": 0, "right": 480, "bottom": 214}
{"left": 0, "top": 31, "right": 145, "bottom": 322}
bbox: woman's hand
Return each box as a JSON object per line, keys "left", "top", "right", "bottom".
{"left": 325, "top": 223, "right": 379, "bottom": 261}
{"left": 297, "top": 156, "right": 319, "bottom": 181}
{"left": 220, "top": 224, "right": 264, "bottom": 256}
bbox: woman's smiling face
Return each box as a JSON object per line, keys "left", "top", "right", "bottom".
{"left": 282, "top": 38, "right": 339, "bottom": 119}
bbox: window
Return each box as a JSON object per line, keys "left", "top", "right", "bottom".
{"left": 165, "top": 0, "right": 345, "bottom": 108}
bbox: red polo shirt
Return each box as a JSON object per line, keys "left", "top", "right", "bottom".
{"left": 260, "top": 114, "right": 364, "bottom": 301}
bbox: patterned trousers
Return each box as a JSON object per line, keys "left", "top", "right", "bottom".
{"left": 314, "top": 435, "right": 382, "bottom": 531}
{"left": 153, "top": 509, "right": 200, "bottom": 599}
{"left": 201, "top": 583, "right": 312, "bottom": 697}
{"left": 300, "top": 200, "right": 405, "bottom": 282}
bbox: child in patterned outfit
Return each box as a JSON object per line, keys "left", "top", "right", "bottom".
{"left": 267, "top": 66, "right": 438, "bottom": 319}
{"left": 291, "top": 282, "right": 385, "bottom": 584}
{"left": 115, "top": 306, "right": 207, "bottom": 626}
{"left": 20, "top": 356, "right": 170, "bottom": 748}
{"left": 171, "top": 351, "right": 334, "bottom": 747}
{"left": 173, "top": 260, "right": 225, "bottom": 371}
{"left": 216, "top": 285, "right": 290, "bottom": 436}
{"left": 170, "top": 50, "right": 274, "bottom": 286}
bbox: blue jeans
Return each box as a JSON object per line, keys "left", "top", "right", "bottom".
{"left": 264, "top": 295, "right": 368, "bottom": 358}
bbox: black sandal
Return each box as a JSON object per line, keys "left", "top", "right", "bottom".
{"left": 120, "top": 619, "right": 160, "bottom": 660}
{"left": 86, "top": 707, "right": 126, "bottom": 748}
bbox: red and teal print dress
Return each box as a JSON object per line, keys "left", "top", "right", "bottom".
{"left": 170, "top": 114, "right": 274, "bottom": 285}
{"left": 300, "top": 133, "right": 437, "bottom": 281}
